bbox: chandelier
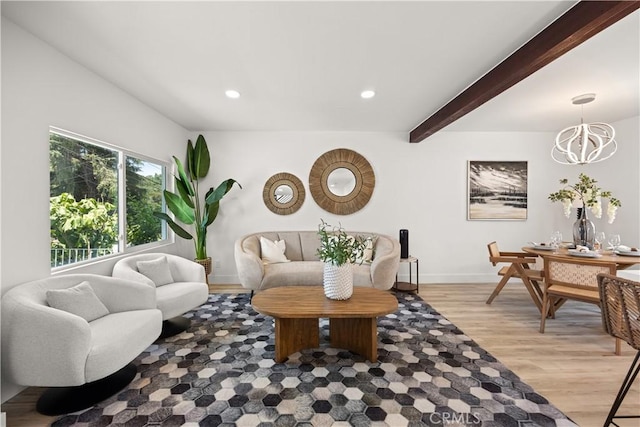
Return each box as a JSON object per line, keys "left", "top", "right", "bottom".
{"left": 552, "top": 93, "right": 617, "bottom": 165}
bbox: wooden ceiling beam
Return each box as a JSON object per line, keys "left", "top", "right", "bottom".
{"left": 409, "top": 1, "right": 640, "bottom": 143}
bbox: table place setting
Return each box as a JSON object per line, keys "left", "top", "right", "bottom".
{"left": 527, "top": 231, "right": 565, "bottom": 252}
{"left": 527, "top": 241, "right": 555, "bottom": 251}
{"left": 614, "top": 245, "right": 640, "bottom": 257}
{"left": 568, "top": 245, "right": 602, "bottom": 258}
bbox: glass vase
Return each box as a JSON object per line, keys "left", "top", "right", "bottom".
{"left": 573, "top": 206, "right": 595, "bottom": 249}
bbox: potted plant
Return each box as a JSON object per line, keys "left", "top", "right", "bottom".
{"left": 154, "top": 135, "right": 241, "bottom": 280}
{"left": 317, "top": 219, "right": 366, "bottom": 300}
{"left": 548, "top": 173, "right": 620, "bottom": 248}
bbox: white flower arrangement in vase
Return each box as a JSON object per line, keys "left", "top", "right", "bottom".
{"left": 548, "top": 173, "right": 621, "bottom": 224}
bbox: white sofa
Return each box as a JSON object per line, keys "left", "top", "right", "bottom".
{"left": 1, "top": 274, "right": 161, "bottom": 414}
{"left": 112, "top": 253, "right": 209, "bottom": 337}
{"left": 234, "top": 231, "right": 400, "bottom": 291}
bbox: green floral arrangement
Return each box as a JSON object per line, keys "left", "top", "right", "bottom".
{"left": 548, "top": 173, "right": 621, "bottom": 223}
{"left": 317, "top": 219, "right": 366, "bottom": 266}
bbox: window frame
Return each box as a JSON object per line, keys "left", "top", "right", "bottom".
{"left": 50, "top": 127, "right": 173, "bottom": 272}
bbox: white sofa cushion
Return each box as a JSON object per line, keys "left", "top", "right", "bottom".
{"left": 155, "top": 281, "right": 210, "bottom": 320}
{"left": 46, "top": 281, "right": 109, "bottom": 322}
{"left": 260, "top": 236, "right": 290, "bottom": 264}
{"left": 260, "top": 261, "right": 374, "bottom": 290}
{"left": 136, "top": 256, "right": 174, "bottom": 286}
{"left": 262, "top": 261, "right": 324, "bottom": 288}
{"left": 85, "top": 309, "right": 162, "bottom": 382}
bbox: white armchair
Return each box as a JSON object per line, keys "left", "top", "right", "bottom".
{"left": 1, "top": 274, "right": 162, "bottom": 415}
{"left": 112, "top": 253, "right": 209, "bottom": 337}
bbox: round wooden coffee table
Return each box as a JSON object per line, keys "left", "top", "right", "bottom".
{"left": 252, "top": 286, "right": 398, "bottom": 363}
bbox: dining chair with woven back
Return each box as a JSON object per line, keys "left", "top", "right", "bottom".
{"left": 486, "top": 241, "right": 544, "bottom": 309}
{"left": 597, "top": 273, "right": 640, "bottom": 427}
{"left": 540, "top": 255, "right": 620, "bottom": 353}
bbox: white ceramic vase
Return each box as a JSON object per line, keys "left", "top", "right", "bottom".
{"left": 323, "top": 262, "right": 353, "bottom": 300}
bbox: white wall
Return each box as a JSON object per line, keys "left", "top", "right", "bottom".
{"left": 198, "top": 116, "right": 639, "bottom": 285}
{"left": 0, "top": 18, "right": 188, "bottom": 402}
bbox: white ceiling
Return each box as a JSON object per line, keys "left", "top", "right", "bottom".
{"left": 2, "top": 1, "right": 639, "bottom": 137}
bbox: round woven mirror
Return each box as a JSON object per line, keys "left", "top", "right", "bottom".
{"left": 263, "top": 172, "right": 305, "bottom": 215}
{"left": 308, "top": 148, "right": 375, "bottom": 215}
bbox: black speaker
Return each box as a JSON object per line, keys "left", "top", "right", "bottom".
{"left": 399, "top": 229, "right": 409, "bottom": 259}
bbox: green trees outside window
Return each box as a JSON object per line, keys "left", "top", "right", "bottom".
{"left": 126, "top": 157, "right": 164, "bottom": 246}
{"left": 49, "top": 131, "right": 167, "bottom": 267}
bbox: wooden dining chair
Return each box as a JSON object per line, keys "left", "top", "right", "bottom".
{"left": 486, "top": 241, "right": 544, "bottom": 307}
{"left": 540, "top": 255, "right": 619, "bottom": 352}
{"left": 597, "top": 273, "right": 640, "bottom": 427}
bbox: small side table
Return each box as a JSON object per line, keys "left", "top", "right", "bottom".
{"left": 394, "top": 256, "right": 419, "bottom": 293}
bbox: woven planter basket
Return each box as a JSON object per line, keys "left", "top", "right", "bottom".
{"left": 323, "top": 263, "right": 353, "bottom": 300}
{"left": 195, "top": 257, "right": 212, "bottom": 284}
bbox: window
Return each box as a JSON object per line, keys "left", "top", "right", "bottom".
{"left": 50, "top": 129, "right": 168, "bottom": 268}
{"left": 125, "top": 156, "right": 166, "bottom": 247}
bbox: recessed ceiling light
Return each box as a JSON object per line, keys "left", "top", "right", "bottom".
{"left": 225, "top": 89, "right": 240, "bottom": 99}
{"left": 361, "top": 90, "right": 375, "bottom": 99}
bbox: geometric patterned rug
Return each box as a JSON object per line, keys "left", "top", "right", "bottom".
{"left": 52, "top": 292, "right": 578, "bottom": 427}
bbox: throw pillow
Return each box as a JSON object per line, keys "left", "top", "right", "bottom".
{"left": 352, "top": 235, "right": 377, "bottom": 264}
{"left": 260, "top": 236, "right": 290, "bottom": 264}
{"left": 362, "top": 236, "right": 377, "bottom": 263}
{"left": 46, "top": 281, "right": 110, "bottom": 322}
{"left": 136, "top": 256, "right": 174, "bottom": 286}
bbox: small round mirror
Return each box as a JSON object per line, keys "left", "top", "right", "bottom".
{"left": 263, "top": 172, "right": 305, "bottom": 215}
{"left": 274, "top": 184, "right": 294, "bottom": 204}
{"left": 327, "top": 168, "right": 356, "bottom": 196}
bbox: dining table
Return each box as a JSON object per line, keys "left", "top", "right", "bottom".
{"left": 522, "top": 246, "right": 640, "bottom": 269}
{"left": 520, "top": 245, "right": 640, "bottom": 312}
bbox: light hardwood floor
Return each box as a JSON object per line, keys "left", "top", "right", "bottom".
{"left": 2, "top": 282, "right": 638, "bottom": 426}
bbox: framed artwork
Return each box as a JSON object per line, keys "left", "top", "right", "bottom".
{"left": 467, "top": 161, "right": 528, "bottom": 220}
